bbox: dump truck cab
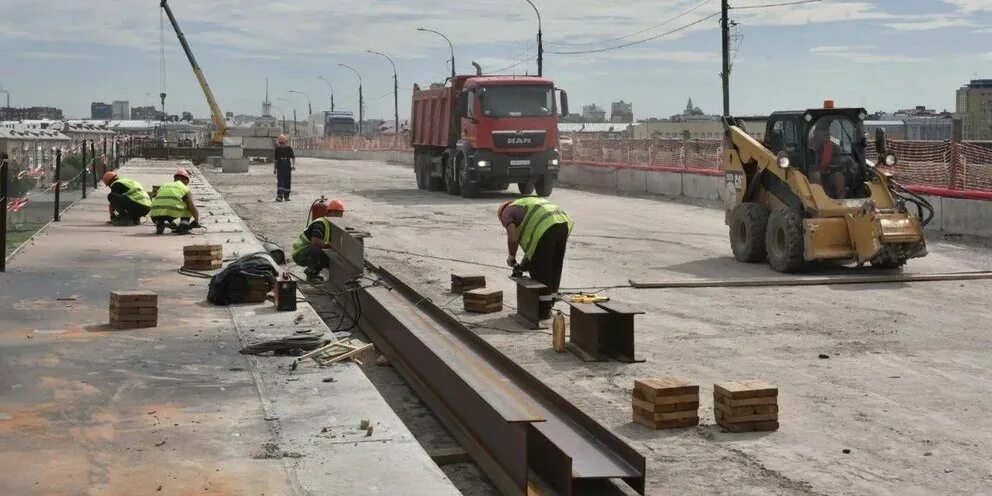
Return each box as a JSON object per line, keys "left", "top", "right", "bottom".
{"left": 723, "top": 102, "right": 931, "bottom": 272}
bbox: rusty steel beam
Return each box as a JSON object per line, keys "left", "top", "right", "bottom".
{"left": 324, "top": 223, "right": 646, "bottom": 496}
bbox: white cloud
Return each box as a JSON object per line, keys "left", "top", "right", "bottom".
{"left": 942, "top": 0, "right": 992, "bottom": 12}
{"left": 809, "top": 45, "right": 922, "bottom": 63}
{"left": 885, "top": 16, "right": 975, "bottom": 31}
{"left": 16, "top": 51, "right": 99, "bottom": 60}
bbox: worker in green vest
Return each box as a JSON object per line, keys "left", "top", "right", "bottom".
{"left": 292, "top": 199, "right": 345, "bottom": 282}
{"left": 149, "top": 168, "right": 201, "bottom": 235}
{"left": 498, "top": 197, "right": 574, "bottom": 298}
{"left": 102, "top": 171, "right": 151, "bottom": 226}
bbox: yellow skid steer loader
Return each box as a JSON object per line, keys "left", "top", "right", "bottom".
{"left": 722, "top": 101, "right": 932, "bottom": 273}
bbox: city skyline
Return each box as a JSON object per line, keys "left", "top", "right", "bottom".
{"left": 1, "top": 0, "right": 990, "bottom": 120}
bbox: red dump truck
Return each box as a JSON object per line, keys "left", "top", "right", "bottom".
{"left": 410, "top": 74, "right": 568, "bottom": 198}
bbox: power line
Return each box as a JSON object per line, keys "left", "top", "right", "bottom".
{"left": 731, "top": 0, "right": 822, "bottom": 9}
{"left": 545, "top": 0, "right": 713, "bottom": 47}
{"left": 547, "top": 12, "right": 720, "bottom": 55}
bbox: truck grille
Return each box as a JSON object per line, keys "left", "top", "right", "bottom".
{"left": 492, "top": 130, "right": 546, "bottom": 148}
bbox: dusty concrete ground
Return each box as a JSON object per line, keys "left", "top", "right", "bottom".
{"left": 204, "top": 157, "right": 992, "bottom": 496}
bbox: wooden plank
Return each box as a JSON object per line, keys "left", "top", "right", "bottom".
{"left": 110, "top": 291, "right": 157, "bottom": 303}
{"left": 632, "top": 389, "right": 699, "bottom": 405}
{"left": 110, "top": 307, "right": 158, "bottom": 317}
{"left": 632, "top": 396, "right": 698, "bottom": 413}
{"left": 714, "top": 380, "right": 777, "bottom": 400}
{"left": 634, "top": 378, "right": 699, "bottom": 399}
{"left": 184, "top": 244, "right": 222, "bottom": 253}
{"left": 428, "top": 447, "right": 472, "bottom": 466}
{"left": 633, "top": 411, "right": 699, "bottom": 430}
{"left": 717, "top": 420, "right": 779, "bottom": 433}
{"left": 464, "top": 289, "right": 502, "bottom": 303}
{"left": 633, "top": 405, "right": 698, "bottom": 422}
{"left": 712, "top": 393, "right": 778, "bottom": 408}
{"left": 714, "top": 408, "right": 778, "bottom": 424}
{"left": 110, "top": 301, "right": 157, "bottom": 310}
{"left": 184, "top": 254, "right": 222, "bottom": 262}
{"left": 317, "top": 343, "right": 375, "bottom": 366}
{"left": 714, "top": 401, "right": 778, "bottom": 417}
{"left": 465, "top": 302, "right": 503, "bottom": 314}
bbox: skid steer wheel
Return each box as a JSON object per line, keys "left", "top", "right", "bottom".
{"left": 871, "top": 248, "right": 907, "bottom": 270}
{"left": 730, "top": 203, "right": 770, "bottom": 263}
{"left": 765, "top": 207, "right": 807, "bottom": 273}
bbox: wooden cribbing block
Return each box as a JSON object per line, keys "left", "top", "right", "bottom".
{"left": 183, "top": 245, "right": 223, "bottom": 270}
{"left": 632, "top": 378, "right": 700, "bottom": 429}
{"left": 109, "top": 290, "right": 158, "bottom": 329}
{"left": 714, "top": 380, "right": 779, "bottom": 433}
{"left": 184, "top": 244, "right": 222, "bottom": 255}
{"left": 451, "top": 273, "right": 486, "bottom": 293}
{"left": 464, "top": 288, "right": 503, "bottom": 313}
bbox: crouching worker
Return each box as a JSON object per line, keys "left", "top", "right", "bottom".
{"left": 498, "top": 198, "right": 574, "bottom": 317}
{"left": 149, "top": 168, "right": 201, "bottom": 235}
{"left": 103, "top": 171, "right": 151, "bottom": 226}
{"left": 292, "top": 199, "right": 345, "bottom": 283}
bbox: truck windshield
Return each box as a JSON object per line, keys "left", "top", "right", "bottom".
{"left": 481, "top": 86, "right": 553, "bottom": 118}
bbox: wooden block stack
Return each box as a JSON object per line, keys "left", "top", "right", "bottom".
{"left": 183, "top": 244, "right": 222, "bottom": 270}
{"left": 713, "top": 380, "right": 779, "bottom": 433}
{"left": 632, "top": 378, "right": 700, "bottom": 429}
{"left": 242, "top": 277, "right": 271, "bottom": 303}
{"left": 451, "top": 273, "right": 486, "bottom": 294}
{"left": 463, "top": 288, "right": 503, "bottom": 313}
{"left": 110, "top": 291, "right": 158, "bottom": 329}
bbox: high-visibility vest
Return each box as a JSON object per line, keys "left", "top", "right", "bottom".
{"left": 149, "top": 181, "right": 191, "bottom": 219}
{"left": 115, "top": 177, "right": 151, "bottom": 208}
{"left": 512, "top": 197, "right": 573, "bottom": 260}
{"left": 293, "top": 218, "right": 331, "bottom": 258}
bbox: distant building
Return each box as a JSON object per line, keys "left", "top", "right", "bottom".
{"left": 112, "top": 100, "right": 130, "bottom": 121}
{"left": 670, "top": 98, "right": 718, "bottom": 122}
{"left": 558, "top": 122, "right": 632, "bottom": 139}
{"left": 131, "top": 106, "right": 161, "bottom": 121}
{"left": 632, "top": 116, "right": 767, "bottom": 140}
{"left": 0, "top": 106, "right": 64, "bottom": 120}
{"left": 957, "top": 79, "right": 992, "bottom": 141}
{"left": 91, "top": 102, "right": 113, "bottom": 120}
{"left": 581, "top": 104, "right": 606, "bottom": 122}
{"left": 610, "top": 100, "right": 633, "bottom": 123}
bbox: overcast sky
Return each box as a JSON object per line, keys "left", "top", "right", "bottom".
{"left": 1, "top": 0, "right": 990, "bottom": 120}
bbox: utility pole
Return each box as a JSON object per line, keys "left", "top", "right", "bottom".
{"left": 523, "top": 0, "right": 543, "bottom": 77}
{"left": 721, "top": 0, "right": 731, "bottom": 117}
{"left": 368, "top": 50, "right": 400, "bottom": 139}
{"left": 417, "top": 28, "right": 456, "bottom": 80}
{"left": 338, "top": 64, "right": 364, "bottom": 135}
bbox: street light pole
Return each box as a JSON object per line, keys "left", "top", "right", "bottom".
{"left": 338, "top": 64, "right": 364, "bottom": 135}
{"left": 523, "top": 0, "right": 543, "bottom": 77}
{"left": 277, "top": 97, "right": 297, "bottom": 136}
{"left": 289, "top": 90, "right": 312, "bottom": 117}
{"left": 367, "top": 50, "right": 400, "bottom": 139}
{"left": 318, "top": 76, "right": 335, "bottom": 112}
{"left": 417, "top": 28, "right": 456, "bottom": 80}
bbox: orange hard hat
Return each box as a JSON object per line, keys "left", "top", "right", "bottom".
{"left": 328, "top": 199, "right": 345, "bottom": 212}
{"left": 102, "top": 171, "right": 118, "bottom": 186}
{"left": 497, "top": 201, "right": 512, "bottom": 220}
{"left": 278, "top": 134, "right": 288, "bottom": 145}
{"left": 174, "top": 168, "right": 191, "bottom": 182}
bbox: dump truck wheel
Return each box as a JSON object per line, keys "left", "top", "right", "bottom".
{"left": 518, "top": 182, "right": 535, "bottom": 195}
{"left": 729, "top": 203, "right": 769, "bottom": 263}
{"left": 414, "top": 156, "right": 427, "bottom": 190}
{"left": 458, "top": 155, "right": 479, "bottom": 198}
{"left": 765, "top": 207, "right": 807, "bottom": 273}
{"left": 535, "top": 176, "right": 554, "bottom": 197}
{"left": 445, "top": 162, "right": 461, "bottom": 196}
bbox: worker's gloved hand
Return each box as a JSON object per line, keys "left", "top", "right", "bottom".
{"left": 506, "top": 256, "right": 516, "bottom": 268}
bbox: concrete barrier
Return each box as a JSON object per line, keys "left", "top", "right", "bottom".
{"left": 295, "top": 149, "right": 992, "bottom": 239}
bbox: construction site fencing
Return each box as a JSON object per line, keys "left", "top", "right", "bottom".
{"left": 293, "top": 135, "right": 992, "bottom": 196}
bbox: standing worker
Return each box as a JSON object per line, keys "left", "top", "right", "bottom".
{"left": 102, "top": 171, "right": 151, "bottom": 226}
{"left": 149, "top": 168, "right": 201, "bottom": 235}
{"left": 292, "top": 199, "right": 345, "bottom": 283}
{"left": 274, "top": 134, "right": 296, "bottom": 202}
{"left": 498, "top": 197, "right": 573, "bottom": 303}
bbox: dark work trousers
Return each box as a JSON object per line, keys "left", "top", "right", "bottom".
{"left": 293, "top": 246, "right": 331, "bottom": 275}
{"left": 276, "top": 160, "right": 292, "bottom": 200}
{"left": 108, "top": 192, "right": 150, "bottom": 223}
{"left": 152, "top": 215, "right": 191, "bottom": 233}
{"left": 524, "top": 222, "right": 570, "bottom": 293}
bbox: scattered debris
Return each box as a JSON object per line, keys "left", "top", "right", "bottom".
{"left": 322, "top": 377, "right": 337, "bottom": 383}
{"left": 842, "top": 449, "right": 851, "bottom": 454}
{"left": 293, "top": 313, "right": 305, "bottom": 324}
{"left": 366, "top": 425, "right": 374, "bottom": 437}
{"left": 264, "top": 416, "right": 279, "bottom": 421}
{"left": 228, "top": 367, "right": 246, "bottom": 372}
{"left": 376, "top": 354, "right": 391, "bottom": 366}
{"left": 154, "top": 439, "right": 168, "bottom": 447}
{"left": 924, "top": 452, "right": 933, "bottom": 456}
{"left": 147, "top": 410, "right": 157, "bottom": 415}
{"left": 252, "top": 442, "right": 303, "bottom": 459}
{"left": 360, "top": 419, "right": 371, "bottom": 430}
{"left": 818, "top": 354, "right": 830, "bottom": 359}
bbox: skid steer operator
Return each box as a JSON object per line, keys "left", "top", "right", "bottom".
{"left": 810, "top": 121, "right": 851, "bottom": 199}
{"left": 102, "top": 171, "right": 151, "bottom": 226}
{"left": 292, "top": 199, "right": 345, "bottom": 283}
{"left": 498, "top": 198, "right": 573, "bottom": 295}
{"left": 149, "top": 168, "right": 201, "bottom": 235}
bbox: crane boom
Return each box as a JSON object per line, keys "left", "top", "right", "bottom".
{"left": 160, "top": 0, "right": 228, "bottom": 144}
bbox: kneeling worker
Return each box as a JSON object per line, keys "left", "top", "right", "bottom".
{"left": 149, "top": 168, "right": 201, "bottom": 235}
{"left": 103, "top": 171, "right": 151, "bottom": 225}
{"left": 498, "top": 197, "right": 574, "bottom": 304}
{"left": 292, "top": 199, "right": 345, "bottom": 283}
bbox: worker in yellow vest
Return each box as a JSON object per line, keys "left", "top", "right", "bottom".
{"left": 149, "top": 168, "right": 201, "bottom": 235}
{"left": 292, "top": 199, "right": 345, "bottom": 282}
{"left": 498, "top": 198, "right": 574, "bottom": 298}
{"left": 102, "top": 171, "right": 151, "bottom": 226}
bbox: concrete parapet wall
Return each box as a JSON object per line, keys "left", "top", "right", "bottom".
{"left": 296, "top": 149, "right": 992, "bottom": 238}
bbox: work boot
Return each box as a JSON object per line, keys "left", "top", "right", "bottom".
{"left": 111, "top": 218, "right": 132, "bottom": 227}
{"left": 276, "top": 197, "right": 283, "bottom": 202}
{"left": 131, "top": 217, "right": 142, "bottom": 226}
{"left": 155, "top": 221, "right": 166, "bottom": 235}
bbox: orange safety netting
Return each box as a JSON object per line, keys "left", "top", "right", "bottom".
{"left": 295, "top": 135, "right": 992, "bottom": 193}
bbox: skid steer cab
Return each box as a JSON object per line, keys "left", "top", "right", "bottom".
{"left": 721, "top": 101, "right": 932, "bottom": 273}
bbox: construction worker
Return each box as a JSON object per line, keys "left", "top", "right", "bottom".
{"left": 149, "top": 168, "right": 200, "bottom": 235}
{"left": 102, "top": 171, "right": 152, "bottom": 226}
{"left": 274, "top": 134, "right": 296, "bottom": 202}
{"left": 498, "top": 198, "right": 574, "bottom": 301}
{"left": 292, "top": 199, "right": 345, "bottom": 283}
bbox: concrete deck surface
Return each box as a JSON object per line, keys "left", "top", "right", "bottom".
{"left": 204, "top": 157, "right": 992, "bottom": 496}
{"left": 0, "top": 159, "right": 458, "bottom": 496}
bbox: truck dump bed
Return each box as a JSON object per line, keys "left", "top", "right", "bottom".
{"left": 411, "top": 83, "right": 457, "bottom": 148}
